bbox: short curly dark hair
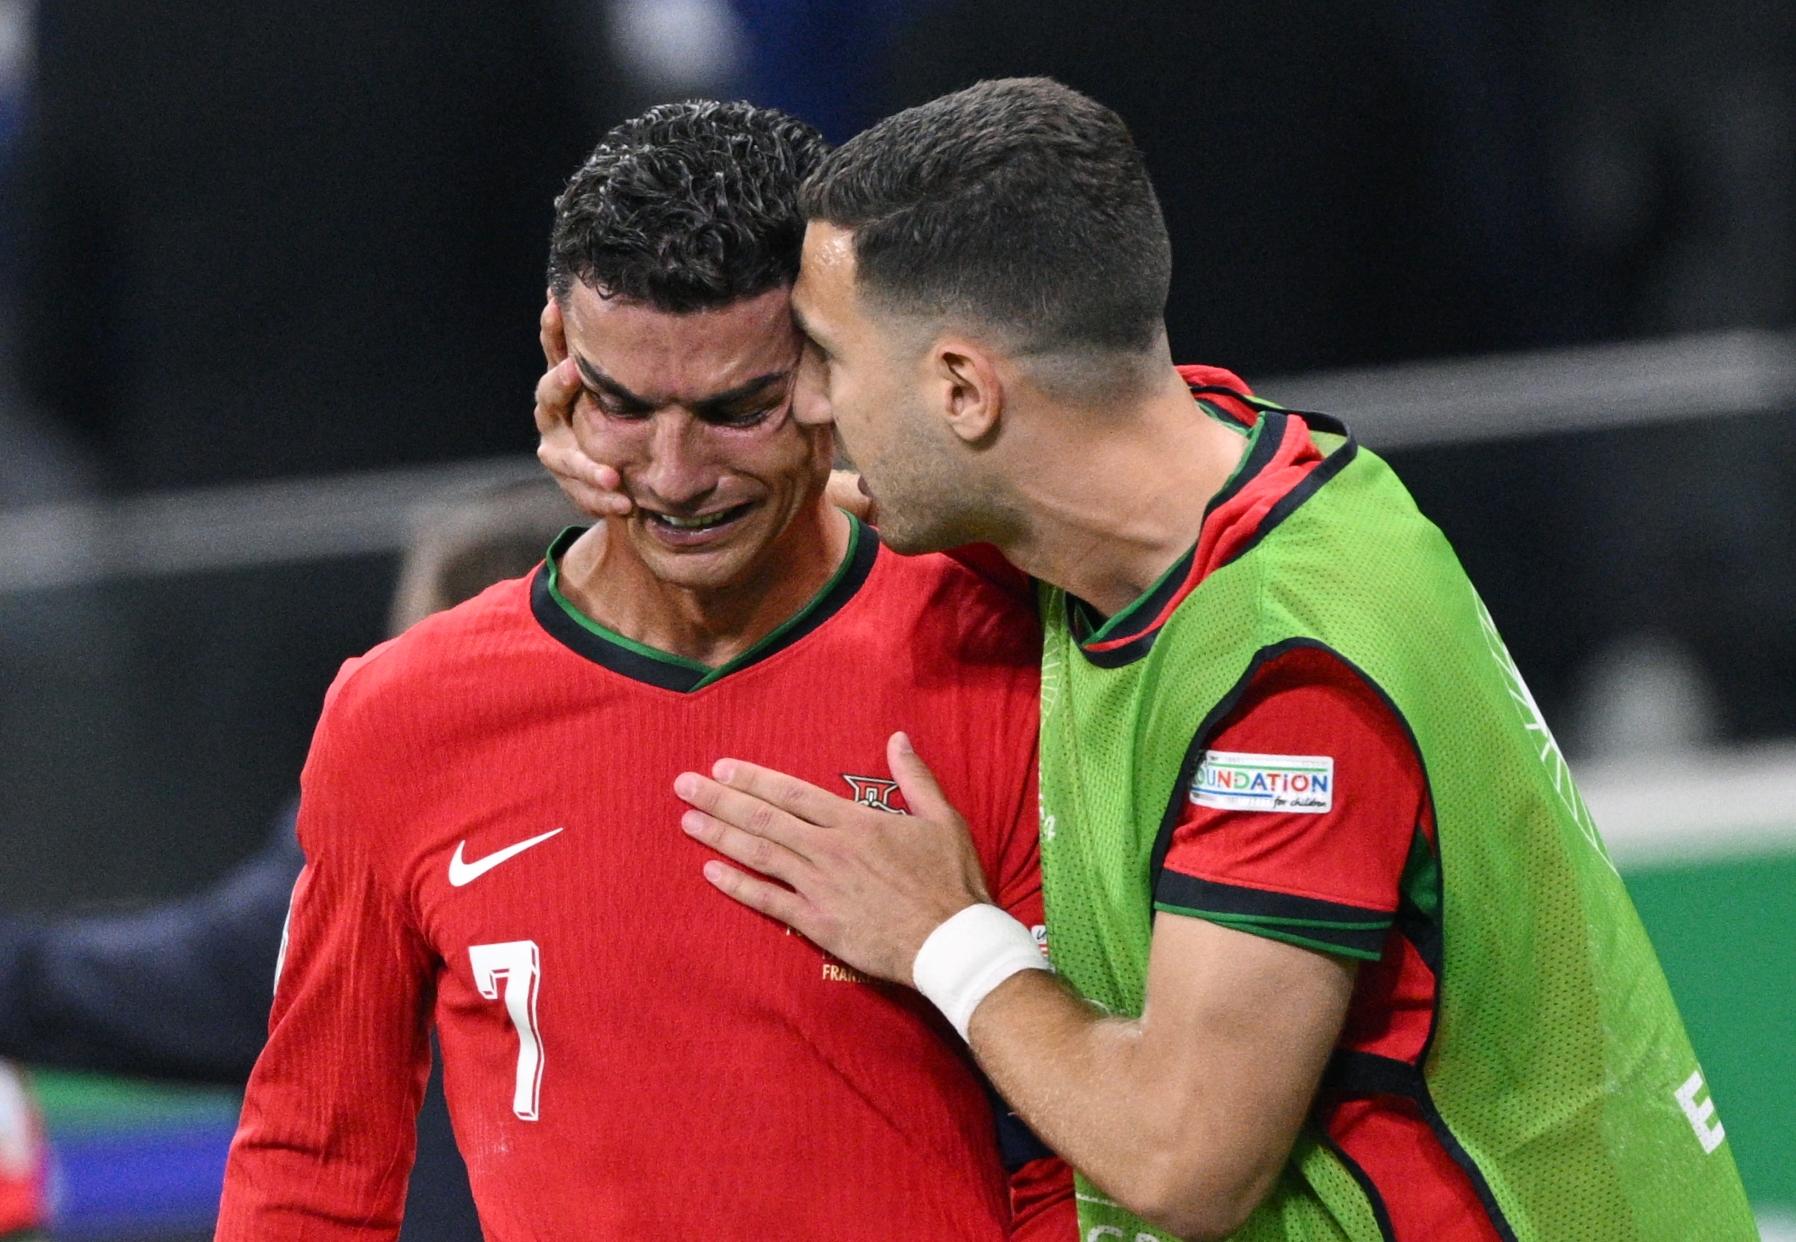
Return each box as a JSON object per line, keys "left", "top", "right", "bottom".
{"left": 548, "top": 100, "right": 829, "bottom": 314}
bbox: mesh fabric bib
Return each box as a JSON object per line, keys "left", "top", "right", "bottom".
{"left": 1036, "top": 414, "right": 1755, "bottom": 1241}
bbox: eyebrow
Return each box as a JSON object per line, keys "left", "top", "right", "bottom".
{"left": 574, "top": 354, "right": 791, "bottom": 415}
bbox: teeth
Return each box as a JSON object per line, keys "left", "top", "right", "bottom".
{"left": 654, "top": 508, "right": 737, "bottom": 530}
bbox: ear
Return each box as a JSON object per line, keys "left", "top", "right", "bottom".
{"left": 935, "top": 342, "right": 1004, "bottom": 445}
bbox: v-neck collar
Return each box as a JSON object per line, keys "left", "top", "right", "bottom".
{"left": 1065, "top": 384, "right": 1355, "bottom": 668}
{"left": 531, "top": 514, "right": 878, "bottom": 692}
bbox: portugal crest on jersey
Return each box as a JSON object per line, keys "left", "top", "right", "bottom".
{"left": 842, "top": 775, "right": 905, "bottom": 814}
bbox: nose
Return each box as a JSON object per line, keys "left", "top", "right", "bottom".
{"left": 791, "top": 350, "right": 833, "bottom": 428}
{"left": 637, "top": 412, "right": 718, "bottom": 508}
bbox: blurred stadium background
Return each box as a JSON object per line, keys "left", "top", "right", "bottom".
{"left": 0, "top": 0, "right": 1790, "bottom": 1237}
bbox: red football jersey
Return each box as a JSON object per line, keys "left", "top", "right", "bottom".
{"left": 217, "top": 518, "right": 1068, "bottom": 1240}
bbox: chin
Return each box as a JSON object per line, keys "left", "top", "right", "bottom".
{"left": 870, "top": 516, "right": 951, "bottom": 557}
{"left": 636, "top": 543, "right": 759, "bottom": 592}
{"left": 623, "top": 516, "right": 771, "bottom": 593}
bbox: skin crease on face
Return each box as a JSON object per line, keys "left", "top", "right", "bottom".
{"left": 554, "top": 280, "right": 848, "bottom": 667}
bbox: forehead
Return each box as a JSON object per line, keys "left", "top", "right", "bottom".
{"left": 561, "top": 283, "right": 799, "bottom": 403}
{"left": 794, "top": 223, "right": 860, "bottom": 320}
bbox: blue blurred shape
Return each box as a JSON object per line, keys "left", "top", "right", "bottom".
{"left": 47, "top": 1120, "right": 236, "bottom": 1240}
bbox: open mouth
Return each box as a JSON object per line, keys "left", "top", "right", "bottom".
{"left": 640, "top": 501, "right": 757, "bottom": 545}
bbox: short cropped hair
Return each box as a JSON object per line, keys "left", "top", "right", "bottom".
{"left": 800, "top": 78, "right": 1172, "bottom": 355}
{"left": 549, "top": 100, "right": 828, "bottom": 313}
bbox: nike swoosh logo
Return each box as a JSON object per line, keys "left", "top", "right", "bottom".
{"left": 448, "top": 828, "right": 565, "bottom": 887}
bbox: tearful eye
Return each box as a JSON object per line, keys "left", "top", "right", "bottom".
{"left": 592, "top": 393, "right": 650, "bottom": 421}
{"left": 704, "top": 385, "right": 798, "bottom": 429}
{"left": 713, "top": 405, "right": 777, "bottom": 428}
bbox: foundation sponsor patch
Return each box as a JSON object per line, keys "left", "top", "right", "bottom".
{"left": 1190, "top": 751, "right": 1334, "bottom": 814}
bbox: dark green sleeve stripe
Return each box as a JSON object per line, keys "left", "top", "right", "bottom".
{"left": 1163, "top": 905, "right": 1389, "bottom": 932}
{"left": 1154, "top": 903, "right": 1388, "bottom": 961}
{"left": 1154, "top": 870, "right": 1393, "bottom": 958}
{"left": 1156, "top": 869, "right": 1393, "bottom": 926}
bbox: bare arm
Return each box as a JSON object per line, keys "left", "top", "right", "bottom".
{"left": 677, "top": 735, "right": 1355, "bottom": 1240}
{"left": 968, "top": 918, "right": 1352, "bottom": 1239}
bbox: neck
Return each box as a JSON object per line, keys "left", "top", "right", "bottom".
{"left": 992, "top": 367, "right": 1245, "bottom": 617}
{"left": 557, "top": 499, "right": 850, "bottom": 667}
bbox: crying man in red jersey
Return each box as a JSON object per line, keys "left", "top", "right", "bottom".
{"left": 216, "top": 102, "right": 1070, "bottom": 1241}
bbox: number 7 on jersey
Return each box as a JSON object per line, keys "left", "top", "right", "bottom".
{"left": 469, "top": 940, "right": 544, "bottom": 1121}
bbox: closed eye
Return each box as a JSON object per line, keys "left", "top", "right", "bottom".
{"left": 587, "top": 388, "right": 652, "bottom": 420}
{"left": 700, "top": 392, "right": 791, "bottom": 429}
{"left": 707, "top": 407, "right": 774, "bottom": 428}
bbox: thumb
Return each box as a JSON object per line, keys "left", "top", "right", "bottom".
{"left": 888, "top": 732, "right": 952, "bottom": 819}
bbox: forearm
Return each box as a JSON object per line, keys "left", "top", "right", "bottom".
{"left": 964, "top": 918, "right": 1355, "bottom": 1240}
{"left": 967, "top": 971, "right": 1244, "bottom": 1235}
{"left": 218, "top": 793, "right": 431, "bottom": 1234}
{"left": 219, "top": 1052, "right": 424, "bottom": 1241}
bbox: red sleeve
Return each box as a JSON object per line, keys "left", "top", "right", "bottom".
{"left": 216, "top": 665, "right": 435, "bottom": 1240}
{"left": 947, "top": 594, "right": 1074, "bottom": 1235}
{"left": 991, "top": 748, "right": 1047, "bottom": 945}
{"left": 1007, "top": 1153, "right": 1077, "bottom": 1241}
{"left": 984, "top": 745, "right": 1077, "bottom": 1235}
{"left": 1153, "top": 647, "right": 1425, "bottom": 960}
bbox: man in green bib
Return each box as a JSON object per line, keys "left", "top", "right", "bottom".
{"left": 667, "top": 78, "right": 1757, "bottom": 1240}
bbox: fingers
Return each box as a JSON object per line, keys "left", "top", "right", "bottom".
{"left": 699, "top": 860, "right": 813, "bottom": 932}
{"left": 705, "top": 760, "right": 850, "bottom": 828}
{"left": 536, "top": 438, "right": 631, "bottom": 520}
{"left": 677, "top": 770, "right": 831, "bottom": 843}
{"left": 681, "top": 802, "right": 812, "bottom": 882}
{"left": 533, "top": 356, "right": 581, "bottom": 434}
{"left": 824, "top": 469, "right": 875, "bottom": 522}
{"left": 539, "top": 294, "right": 568, "bottom": 367}
{"left": 535, "top": 425, "right": 622, "bottom": 492}
{"left": 886, "top": 732, "right": 953, "bottom": 821}
{"left": 533, "top": 351, "right": 632, "bottom": 519}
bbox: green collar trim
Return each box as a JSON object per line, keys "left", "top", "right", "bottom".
{"left": 1073, "top": 413, "right": 1268, "bottom": 647}
{"left": 532, "top": 513, "right": 876, "bottom": 692}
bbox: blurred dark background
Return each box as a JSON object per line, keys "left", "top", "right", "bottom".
{"left": 5, "top": 0, "right": 1790, "bottom": 910}
{"left": 0, "top": 0, "right": 1791, "bottom": 1235}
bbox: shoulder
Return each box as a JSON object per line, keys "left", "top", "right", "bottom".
{"left": 1220, "top": 647, "right": 1410, "bottom": 749}
{"left": 299, "top": 575, "right": 541, "bottom": 860}
{"left": 315, "top": 574, "right": 537, "bottom": 748}
{"left": 864, "top": 542, "right": 1041, "bottom": 665}
{"left": 1240, "top": 645, "right": 1392, "bottom": 705}
{"left": 1203, "top": 646, "right": 1422, "bottom": 818}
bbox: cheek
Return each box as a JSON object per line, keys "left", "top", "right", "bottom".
{"left": 573, "top": 403, "right": 653, "bottom": 463}
{"left": 841, "top": 389, "right": 891, "bottom": 455}
{"left": 822, "top": 373, "right": 870, "bottom": 440}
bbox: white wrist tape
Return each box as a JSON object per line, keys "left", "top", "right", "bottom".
{"left": 912, "top": 904, "right": 1051, "bottom": 1042}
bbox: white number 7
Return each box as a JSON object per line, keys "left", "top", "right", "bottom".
{"left": 469, "top": 940, "right": 544, "bottom": 1121}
